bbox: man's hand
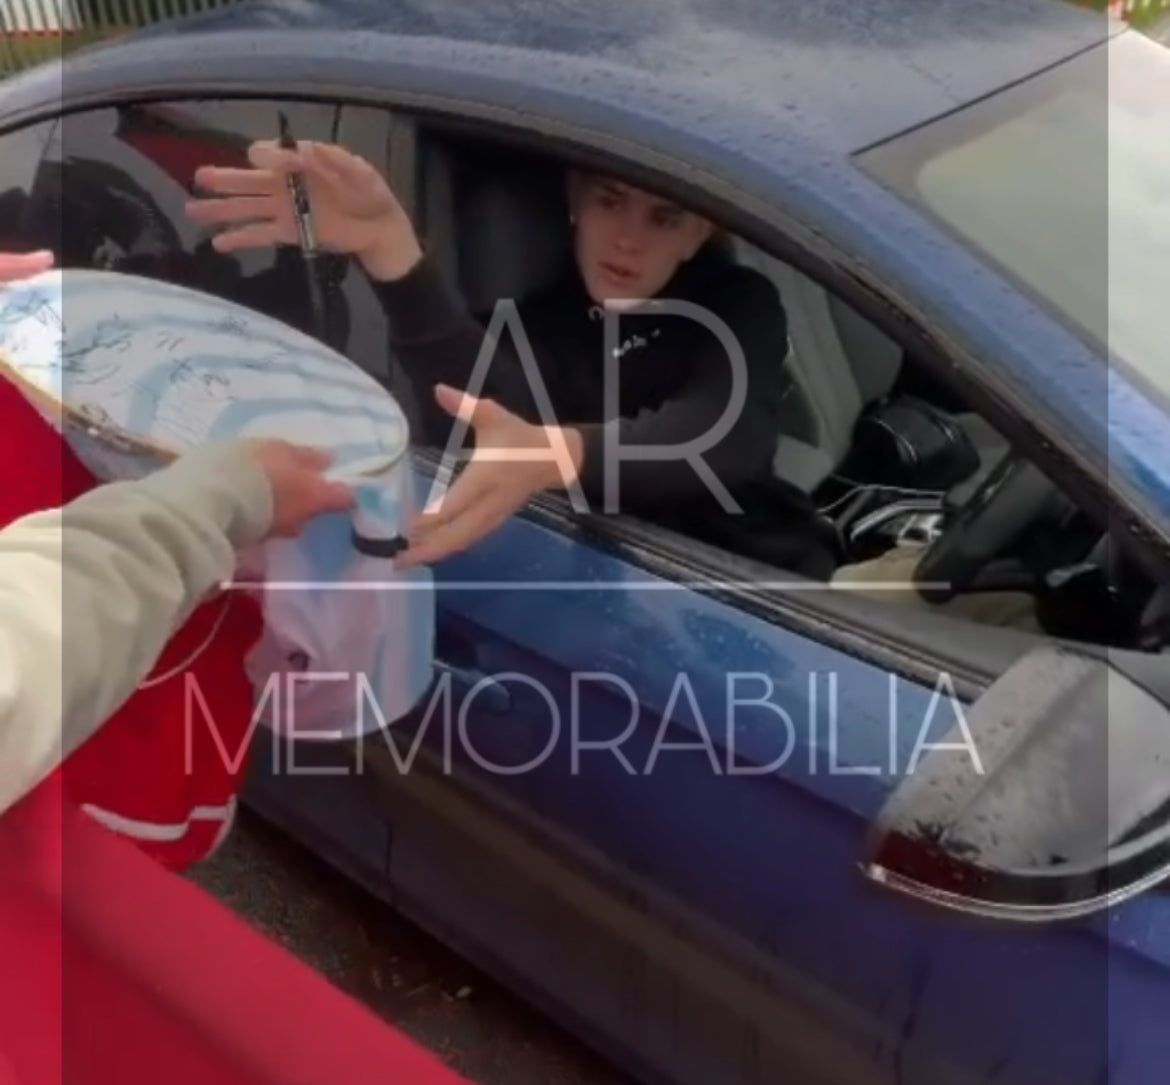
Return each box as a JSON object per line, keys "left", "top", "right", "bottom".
{"left": 0, "top": 250, "right": 53, "bottom": 285}
{"left": 188, "top": 141, "right": 423, "bottom": 282}
{"left": 399, "top": 384, "right": 584, "bottom": 567}
{"left": 243, "top": 439, "right": 355, "bottom": 538}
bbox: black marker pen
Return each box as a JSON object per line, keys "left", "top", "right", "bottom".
{"left": 277, "top": 111, "right": 329, "bottom": 336}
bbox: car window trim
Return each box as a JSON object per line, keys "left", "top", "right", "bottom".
{"left": 410, "top": 449, "right": 1035, "bottom": 701}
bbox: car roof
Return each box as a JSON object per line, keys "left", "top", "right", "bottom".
{"left": 131, "top": 0, "right": 1111, "bottom": 153}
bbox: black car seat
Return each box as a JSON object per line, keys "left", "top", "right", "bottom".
{"left": 419, "top": 136, "right": 571, "bottom": 315}
{"left": 734, "top": 239, "right": 1010, "bottom": 495}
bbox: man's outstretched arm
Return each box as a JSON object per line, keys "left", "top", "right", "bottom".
{"left": 0, "top": 440, "right": 351, "bottom": 816}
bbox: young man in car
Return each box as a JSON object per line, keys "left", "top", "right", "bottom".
{"left": 187, "top": 141, "right": 1037, "bottom": 629}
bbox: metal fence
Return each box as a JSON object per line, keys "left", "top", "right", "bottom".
{"left": 1, "top": 0, "right": 245, "bottom": 74}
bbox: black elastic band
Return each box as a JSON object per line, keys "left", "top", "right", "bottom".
{"left": 351, "top": 529, "right": 408, "bottom": 558}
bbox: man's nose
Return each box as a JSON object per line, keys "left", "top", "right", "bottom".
{"left": 613, "top": 207, "right": 653, "bottom": 253}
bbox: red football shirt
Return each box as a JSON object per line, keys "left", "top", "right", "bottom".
{"left": 0, "top": 375, "right": 265, "bottom": 871}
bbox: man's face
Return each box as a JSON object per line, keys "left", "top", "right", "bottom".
{"left": 569, "top": 174, "right": 714, "bottom": 308}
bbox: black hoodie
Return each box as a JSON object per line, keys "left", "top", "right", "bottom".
{"left": 373, "top": 242, "right": 839, "bottom": 576}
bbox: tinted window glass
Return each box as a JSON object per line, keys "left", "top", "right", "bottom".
{"left": 0, "top": 117, "right": 57, "bottom": 247}
{"left": 859, "top": 33, "right": 1169, "bottom": 406}
{"left": 1, "top": 99, "right": 397, "bottom": 385}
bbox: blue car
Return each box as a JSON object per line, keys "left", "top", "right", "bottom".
{"left": 2, "top": 1, "right": 1168, "bottom": 1082}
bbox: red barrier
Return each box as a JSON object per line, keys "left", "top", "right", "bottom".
{"left": 0, "top": 779, "right": 472, "bottom": 1085}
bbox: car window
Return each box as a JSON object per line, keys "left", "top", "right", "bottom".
{"left": 0, "top": 116, "right": 56, "bottom": 242}
{"left": 0, "top": 98, "right": 397, "bottom": 386}
{"left": 857, "top": 32, "right": 1170, "bottom": 406}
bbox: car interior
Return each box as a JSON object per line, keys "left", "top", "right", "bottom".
{"left": 414, "top": 130, "right": 1169, "bottom": 652}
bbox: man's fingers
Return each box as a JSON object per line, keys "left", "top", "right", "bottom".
{"left": 193, "top": 164, "right": 280, "bottom": 196}
{"left": 0, "top": 250, "right": 53, "bottom": 269}
{"left": 186, "top": 194, "right": 279, "bottom": 225}
{"left": 307, "top": 143, "right": 384, "bottom": 191}
{"left": 251, "top": 141, "right": 346, "bottom": 191}
{"left": 208, "top": 223, "right": 285, "bottom": 253}
{"left": 291, "top": 445, "right": 335, "bottom": 471}
{"left": 301, "top": 143, "right": 362, "bottom": 189}
{"left": 299, "top": 148, "right": 350, "bottom": 200}
{"left": 411, "top": 464, "right": 496, "bottom": 532}
{"left": 0, "top": 250, "right": 54, "bottom": 281}
{"left": 434, "top": 383, "right": 479, "bottom": 424}
{"left": 434, "top": 383, "right": 513, "bottom": 431}
{"left": 261, "top": 440, "right": 340, "bottom": 479}
{"left": 310, "top": 479, "right": 355, "bottom": 515}
{"left": 399, "top": 493, "right": 512, "bottom": 567}
{"left": 247, "top": 141, "right": 304, "bottom": 172}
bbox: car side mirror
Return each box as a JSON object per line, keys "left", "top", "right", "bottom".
{"left": 860, "top": 644, "right": 1170, "bottom": 922}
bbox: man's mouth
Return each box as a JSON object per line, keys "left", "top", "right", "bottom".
{"left": 599, "top": 261, "right": 638, "bottom": 286}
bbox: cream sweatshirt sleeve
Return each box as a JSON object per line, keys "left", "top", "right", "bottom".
{"left": 0, "top": 441, "right": 274, "bottom": 816}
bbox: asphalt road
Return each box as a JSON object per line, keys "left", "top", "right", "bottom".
{"left": 188, "top": 808, "right": 630, "bottom": 1085}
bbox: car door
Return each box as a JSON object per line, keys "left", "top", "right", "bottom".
{"left": 395, "top": 488, "right": 1170, "bottom": 1085}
